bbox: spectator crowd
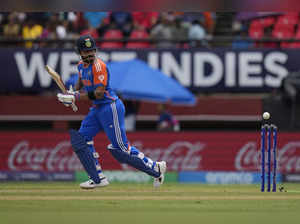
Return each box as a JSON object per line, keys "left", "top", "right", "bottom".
{"left": 0, "top": 12, "right": 216, "bottom": 49}
{"left": 2, "top": 12, "right": 300, "bottom": 49}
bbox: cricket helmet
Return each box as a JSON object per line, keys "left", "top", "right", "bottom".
{"left": 76, "top": 35, "right": 97, "bottom": 52}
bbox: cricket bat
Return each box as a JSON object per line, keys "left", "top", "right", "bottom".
{"left": 45, "top": 65, "right": 78, "bottom": 112}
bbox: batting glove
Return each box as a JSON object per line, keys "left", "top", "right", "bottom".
{"left": 57, "top": 93, "right": 75, "bottom": 106}
{"left": 67, "top": 85, "right": 80, "bottom": 100}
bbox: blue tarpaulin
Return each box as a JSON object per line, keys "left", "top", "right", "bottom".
{"left": 107, "top": 59, "right": 196, "bottom": 105}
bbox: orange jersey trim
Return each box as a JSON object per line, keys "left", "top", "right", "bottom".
{"left": 92, "top": 58, "right": 108, "bottom": 86}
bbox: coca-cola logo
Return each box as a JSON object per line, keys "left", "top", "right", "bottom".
{"left": 235, "top": 141, "right": 300, "bottom": 173}
{"left": 235, "top": 142, "right": 259, "bottom": 171}
{"left": 8, "top": 140, "right": 205, "bottom": 172}
{"left": 5, "top": 135, "right": 300, "bottom": 173}
{"left": 121, "top": 141, "right": 205, "bottom": 171}
{"left": 8, "top": 141, "right": 83, "bottom": 171}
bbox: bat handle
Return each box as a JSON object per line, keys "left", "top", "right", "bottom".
{"left": 71, "top": 103, "right": 78, "bottom": 112}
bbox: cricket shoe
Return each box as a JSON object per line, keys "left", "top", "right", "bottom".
{"left": 153, "top": 161, "right": 167, "bottom": 188}
{"left": 80, "top": 176, "right": 109, "bottom": 189}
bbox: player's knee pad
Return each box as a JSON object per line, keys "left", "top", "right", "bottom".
{"left": 70, "top": 129, "right": 100, "bottom": 183}
{"left": 86, "top": 141, "right": 100, "bottom": 160}
{"left": 107, "top": 144, "right": 160, "bottom": 178}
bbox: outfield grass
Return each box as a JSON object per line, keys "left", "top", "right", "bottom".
{"left": 0, "top": 182, "right": 300, "bottom": 224}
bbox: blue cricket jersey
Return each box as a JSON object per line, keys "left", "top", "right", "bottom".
{"left": 77, "top": 58, "right": 118, "bottom": 105}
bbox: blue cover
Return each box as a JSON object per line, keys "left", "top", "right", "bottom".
{"left": 107, "top": 59, "right": 196, "bottom": 105}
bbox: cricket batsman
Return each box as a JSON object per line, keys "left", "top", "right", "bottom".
{"left": 57, "top": 35, "right": 166, "bottom": 189}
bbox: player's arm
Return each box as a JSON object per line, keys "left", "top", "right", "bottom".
{"left": 75, "top": 77, "right": 83, "bottom": 91}
{"left": 77, "top": 86, "right": 105, "bottom": 100}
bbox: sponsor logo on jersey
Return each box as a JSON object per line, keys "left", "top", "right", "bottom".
{"left": 98, "top": 75, "right": 105, "bottom": 82}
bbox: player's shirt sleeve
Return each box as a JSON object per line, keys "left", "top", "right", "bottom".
{"left": 92, "top": 59, "right": 108, "bottom": 87}
{"left": 77, "top": 61, "right": 83, "bottom": 78}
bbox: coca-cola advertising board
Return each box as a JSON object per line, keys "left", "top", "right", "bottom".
{"left": 1, "top": 131, "right": 300, "bottom": 173}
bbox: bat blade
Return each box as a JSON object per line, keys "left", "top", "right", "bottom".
{"left": 45, "top": 65, "right": 78, "bottom": 112}
{"left": 45, "top": 65, "right": 67, "bottom": 93}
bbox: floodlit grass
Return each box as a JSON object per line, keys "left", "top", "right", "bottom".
{"left": 0, "top": 182, "right": 300, "bottom": 224}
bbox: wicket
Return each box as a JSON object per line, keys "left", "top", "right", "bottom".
{"left": 260, "top": 124, "right": 278, "bottom": 192}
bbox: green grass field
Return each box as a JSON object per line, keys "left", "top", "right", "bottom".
{"left": 1, "top": 182, "right": 300, "bottom": 224}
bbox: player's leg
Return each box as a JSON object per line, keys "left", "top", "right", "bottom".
{"left": 97, "top": 99, "right": 166, "bottom": 186}
{"left": 72, "top": 108, "right": 109, "bottom": 189}
{"left": 79, "top": 109, "right": 106, "bottom": 177}
{"left": 107, "top": 144, "right": 166, "bottom": 187}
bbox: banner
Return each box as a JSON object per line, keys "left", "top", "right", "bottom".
{"left": 0, "top": 171, "right": 75, "bottom": 181}
{"left": 75, "top": 171, "right": 178, "bottom": 183}
{"left": 282, "top": 174, "right": 300, "bottom": 183}
{"left": 1, "top": 48, "right": 300, "bottom": 93}
{"left": 178, "top": 171, "right": 282, "bottom": 184}
{"left": 1, "top": 131, "right": 300, "bottom": 173}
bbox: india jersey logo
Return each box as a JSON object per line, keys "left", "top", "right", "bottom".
{"left": 98, "top": 75, "right": 105, "bottom": 82}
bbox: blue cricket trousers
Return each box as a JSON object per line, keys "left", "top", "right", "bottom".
{"left": 79, "top": 98, "right": 129, "bottom": 150}
{"left": 78, "top": 98, "right": 158, "bottom": 177}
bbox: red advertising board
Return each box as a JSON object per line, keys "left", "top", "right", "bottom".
{"left": 0, "top": 131, "right": 300, "bottom": 173}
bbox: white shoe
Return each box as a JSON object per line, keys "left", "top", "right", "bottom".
{"left": 153, "top": 161, "right": 167, "bottom": 188}
{"left": 80, "top": 177, "right": 109, "bottom": 189}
